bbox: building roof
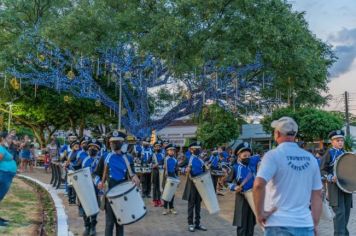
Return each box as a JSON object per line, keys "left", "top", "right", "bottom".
{"left": 238, "top": 124, "right": 271, "bottom": 140}
{"left": 166, "top": 119, "right": 197, "bottom": 127}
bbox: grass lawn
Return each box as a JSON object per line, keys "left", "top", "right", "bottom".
{"left": 0, "top": 177, "right": 41, "bottom": 235}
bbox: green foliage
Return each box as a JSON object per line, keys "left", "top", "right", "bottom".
{"left": 196, "top": 104, "right": 240, "bottom": 148}
{"left": 344, "top": 135, "right": 355, "bottom": 152}
{"left": 0, "top": 0, "right": 336, "bottom": 142}
{"left": 261, "top": 107, "right": 344, "bottom": 141}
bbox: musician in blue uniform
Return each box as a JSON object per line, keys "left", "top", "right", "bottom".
{"left": 152, "top": 140, "right": 164, "bottom": 207}
{"left": 79, "top": 139, "right": 101, "bottom": 236}
{"left": 134, "top": 137, "right": 143, "bottom": 158}
{"left": 66, "top": 140, "right": 80, "bottom": 204}
{"left": 161, "top": 140, "right": 169, "bottom": 157}
{"left": 60, "top": 133, "right": 78, "bottom": 162}
{"left": 207, "top": 148, "right": 220, "bottom": 192}
{"left": 228, "top": 142, "right": 259, "bottom": 236}
{"left": 162, "top": 144, "right": 179, "bottom": 215}
{"left": 98, "top": 131, "right": 140, "bottom": 236}
{"left": 141, "top": 137, "right": 153, "bottom": 198}
{"left": 182, "top": 142, "right": 207, "bottom": 232}
{"left": 321, "top": 130, "right": 352, "bottom": 236}
{"left": 73, "top": 136, "right": 91, "bottom": 170}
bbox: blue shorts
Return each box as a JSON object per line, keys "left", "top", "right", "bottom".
{"left": 0, "top": 170, "right": 16, "bottom": 201}
{"left": 20, "top": 150, "right": 31, "bottom": 160}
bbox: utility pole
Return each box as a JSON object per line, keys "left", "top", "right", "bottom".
{"left": 345, "top": 91, "right": 350, "bottom": 136}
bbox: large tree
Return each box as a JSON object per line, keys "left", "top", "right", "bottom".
{"left": 0, "top": 0, "right": 335, "bottom": 137}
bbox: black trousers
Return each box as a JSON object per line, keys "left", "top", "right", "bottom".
{"left": 105, "top": 199, "right": 124, "bottom": 236}
{"left": 68, "top": 186, "right": 76, "bottom": 203}
{"left": 141, "top": 173, "right": 152, "bottom": 196}
{"left": 188, "top": 184, "right": 201, "bottom": 226}
{"left": 211, "top": 174, "right": 219, "bottom": 192}
{"left": 164, "top": 196, "right": 175, "bottom": 209}
{"left": 236, "top": 195, "right": 255, "bottom": 236}
{"left": 332, "top": 188, "right": 352, "bottom": 236}
{"left": 151, "top": 169, "right": 161, "bottom": 200}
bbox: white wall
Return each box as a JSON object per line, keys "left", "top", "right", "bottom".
{"left": 157, "top": 125, "right": 197, "bottom": 146}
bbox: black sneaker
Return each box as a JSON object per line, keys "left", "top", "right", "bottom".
{"left": 195, "top": 225, "right": 207, "bottom": 231}
{"left": 188, "top": 225, "right": 195, "bottom": 232}
{"left": 146, "top": 194, "right": 151, "bottom": 198}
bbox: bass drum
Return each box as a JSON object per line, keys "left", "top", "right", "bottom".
{"left": 191, "top": 172, "right": 220, "bottom": 214}
{"left": 106, "top": 181, "right": 146, "bottom": 225}
{"left": 334, "top": 152, "right": 356, "bottom": 193}
{"left": 67, "top": 167, "right": 99, "bottom": 217}
{"left": 162, "top": 177, "right": 180, "bottom": 202}
{"left": 243, "top": 189, "right": 256, "bottom": 217}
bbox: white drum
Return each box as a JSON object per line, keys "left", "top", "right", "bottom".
{"left": 162, "top": 177, "right": 180, "bottom": 202}
{"left": 244, "top": 189, "right": 257, "bottom": 216}
{"left": 106, "top": 181, "right": 146, "bottom": 225}
{"left": 159, "top": 169, "right": 164, "bottom": 192}
{"left": 67, "top": 167, "right": 99, "bottom": 217}
{"left": 191, "top": 172, "right": 220, "bottom": 214}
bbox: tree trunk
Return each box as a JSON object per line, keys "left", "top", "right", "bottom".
{"left": 69, "top": 117, "right": 78, "bottom": 136}
{"left": 79, "top": 118, "right": 85, "bottom": 137}
{"left": 319, "top": 140, "right": 324, "bottom": 150}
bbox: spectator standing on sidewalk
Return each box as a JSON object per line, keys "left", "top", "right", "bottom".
{"left": 253, "top": 117, "right": 322, "bottom": 236}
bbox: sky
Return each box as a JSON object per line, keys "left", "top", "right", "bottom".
{"left": 289, "top": 0, "right": 356, "bottom": 114}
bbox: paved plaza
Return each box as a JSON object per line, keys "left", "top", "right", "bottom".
{"left": 24, "top": 169, "right": 356, "bottom": 236}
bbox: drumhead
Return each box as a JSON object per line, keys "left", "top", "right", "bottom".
{"left": 167, "top": 177, "right": 180, "bottom": 184}
{"left": 191, "top": 171, "right": 209, "bottom": 180}
{"left": 67, "top": 167, "right": 90, "bottom": 176}
{"left": 106, "top": 181, "right": 135, "bottom": 198}
{"left": 334, "top": 153, "right": 356, "bottom": 193}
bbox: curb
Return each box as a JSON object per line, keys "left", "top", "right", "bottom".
{"left": 18, "top": 174, "right": 69, "bottom": 236}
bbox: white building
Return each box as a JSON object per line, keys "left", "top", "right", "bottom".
{"left": 156, "top": 118, "right": 197, "bottom": 147}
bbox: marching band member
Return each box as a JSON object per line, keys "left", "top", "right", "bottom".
{"left": 79, "top": 139, "right": 101, "bottom": 236}
{"left": 321, "top": 130, "right": 352, "bottom": 236}
{"left": 182, "top": 142, "right": 207, "bottom": 232}
{"left": 152, "top": 140, "right": 164, "bottom": 207}
{"left": 161, "top": 140, "right": 169, "bottom": 157}
{"left": 133, "top": 137, "right": 143, "bottom": 158}
{"left": 207, "top": 148, "right": 220, "bottom": 192}
{"left": 229, "top": 142, "right": 259, "bottom": 236}
{"left": 162, "top": 143, "right": 179, "bottom": 215}
{"left": 66, "top": 140, "right": 80, "bottom": 204}
{"left": 72, "top": 136, "right": 91, "bottom": 170}
{"left": 98, "top": 131, "right": 140, "bottom": 236}
{"left": 59, "top": 133, "right": 77, "bottom": 161}
{"left": 141, "top": 137, "right": 153, "bottom": 198}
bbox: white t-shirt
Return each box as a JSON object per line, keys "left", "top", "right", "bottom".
{"left": 257, "top": 142, "right": 322, "bottom": 227}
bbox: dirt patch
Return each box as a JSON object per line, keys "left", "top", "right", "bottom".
{"left": 0, "top": 178, "right": 41, "bottom": 236}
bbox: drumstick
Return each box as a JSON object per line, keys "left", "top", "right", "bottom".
{"left": 240, "top": 172, "right": 253, "bottom": 188}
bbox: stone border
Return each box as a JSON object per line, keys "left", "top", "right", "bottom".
{"left": 18, "top": 174, "right": 69, "bottom": 236}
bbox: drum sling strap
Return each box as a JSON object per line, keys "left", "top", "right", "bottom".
{"left": 122, "top": 155, "right": 135, "bottom": 179}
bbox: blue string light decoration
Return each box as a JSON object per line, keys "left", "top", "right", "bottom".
{"left": 6, "top": 33, "right": 278, "bottom": 137}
